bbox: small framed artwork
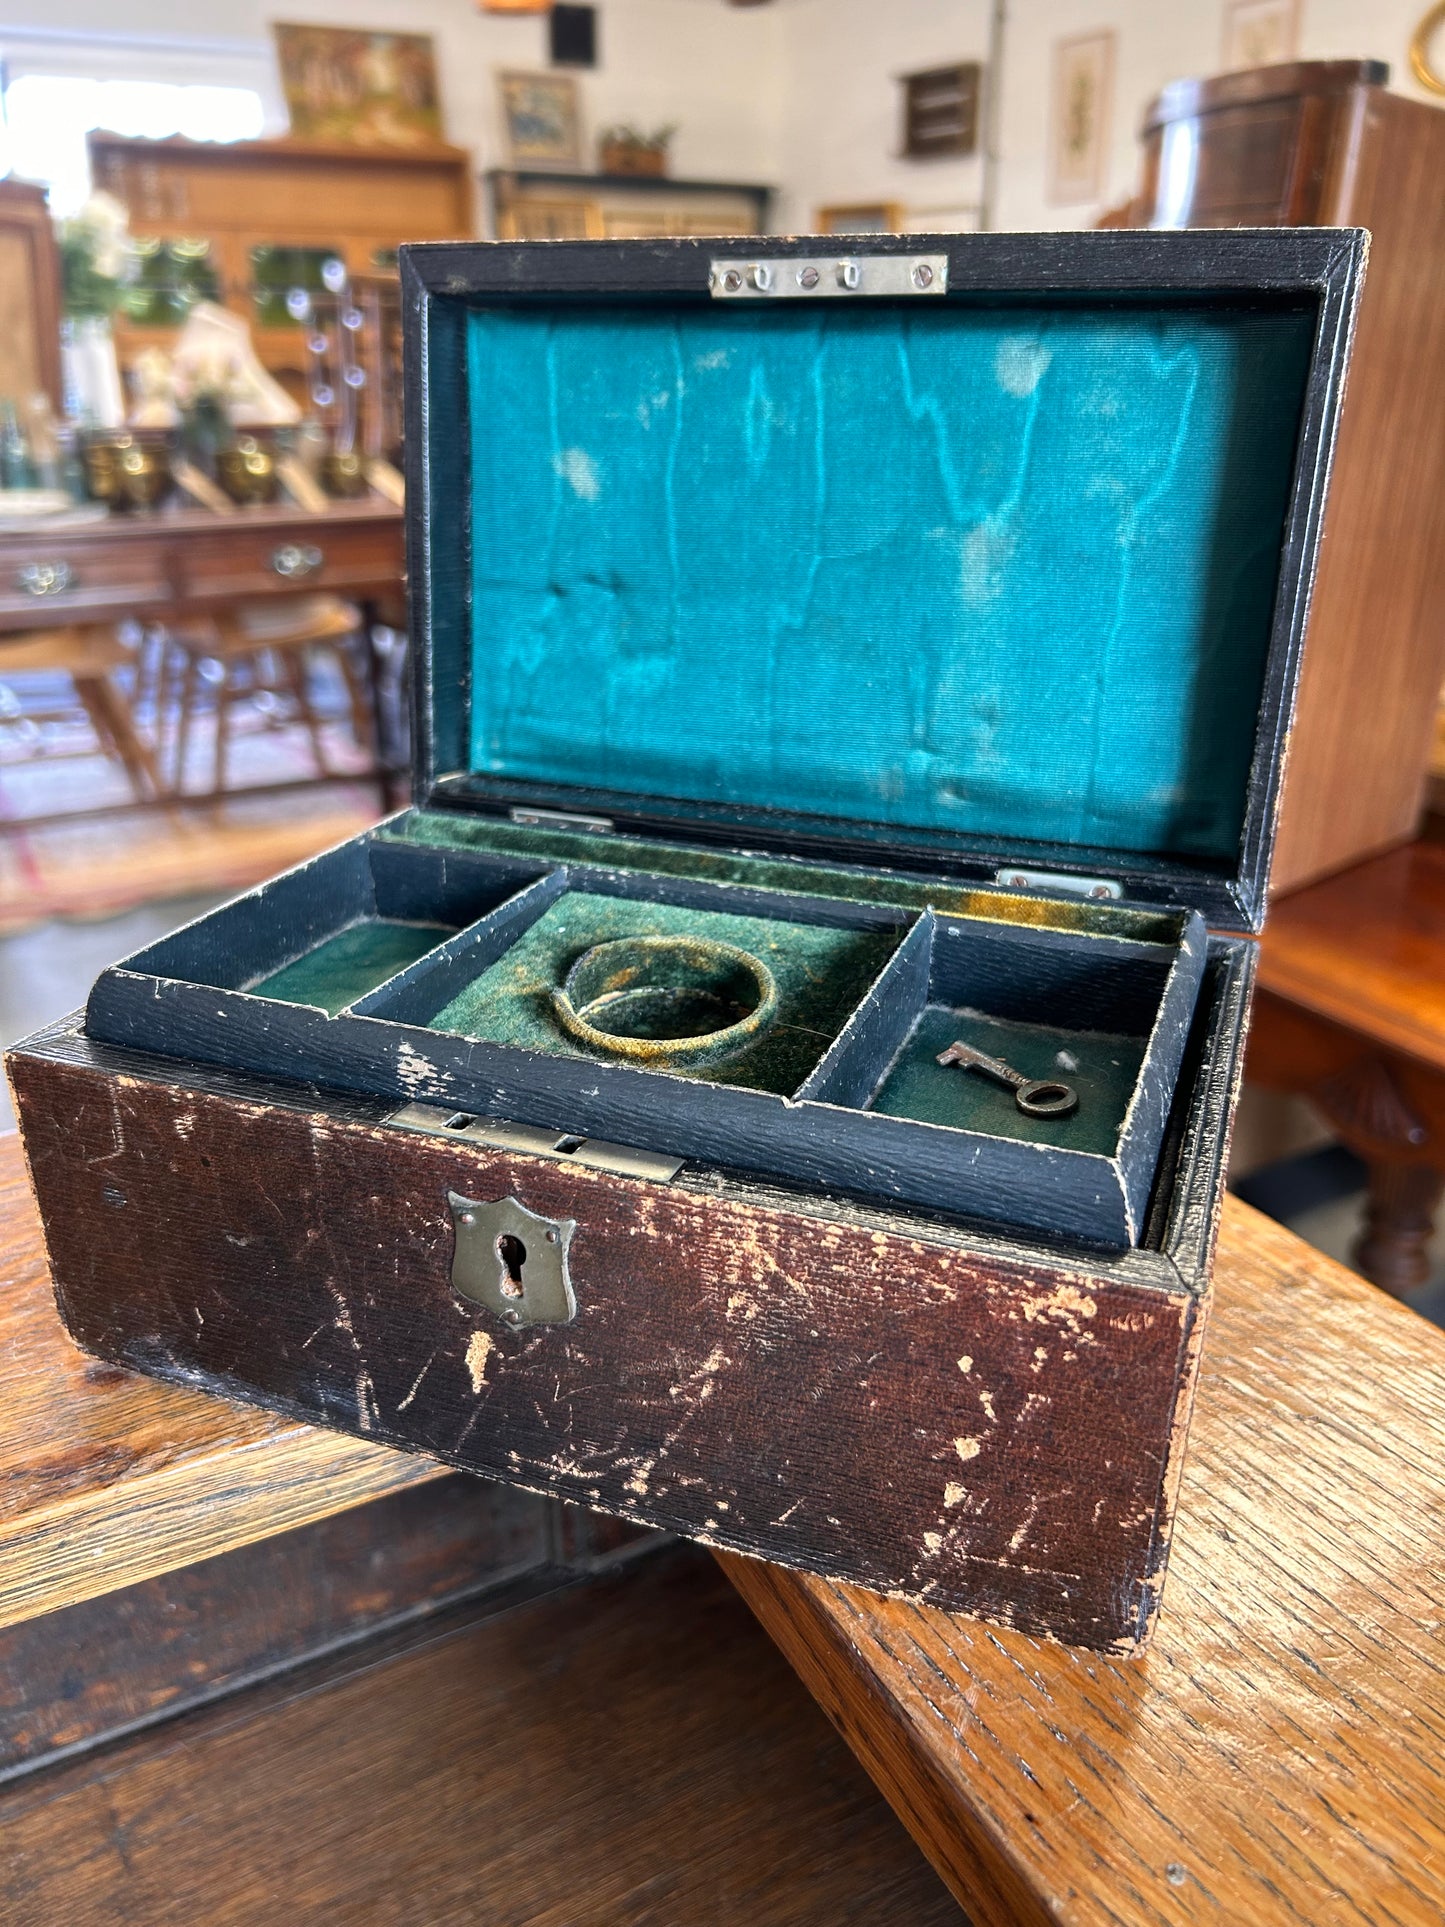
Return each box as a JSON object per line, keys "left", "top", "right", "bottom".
{"left": 1048, "top": 30, "right": 1115, "bottom": 205}
{"left": 273, "top": 25, "right": 444, "bottom": 147}
{"left": 900, "top": 64, "right": 982, "bottom": 160}
{"left": 816, "top": 203, "right": 905, "bottom": 235}
{"left": 1222, "top": 0, "right": 1301, "bottom": 70}
{"left": 498, "top": 71, "right": 583, "bottom": 169}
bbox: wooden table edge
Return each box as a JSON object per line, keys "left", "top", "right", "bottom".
{"left": 717, "top": 1551, "right": 1052, "bottom": 1927}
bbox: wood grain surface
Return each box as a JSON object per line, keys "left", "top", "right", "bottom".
{"left": 723, "top": 1200, "right": 1445, "bottom": 1927}
{"left": 1270, "top": 84, "right": 1445, "bottom": 891}
{"left": 0, "top": 1474, "right": 561, "bottom": 1781}
{"left": 1130, "top": 69, "right": 1445, "bottom": 894}
{"left": 1257, "top": 838, "right": 1445, "bottom": 1069}
{"left": 0, "top": 1134, "right": 441, "bottom": 1631}
{"left": 0, "top": 1548, "right": 963, "bottom": 1926}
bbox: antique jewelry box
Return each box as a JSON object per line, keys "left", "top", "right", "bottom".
{"left": 7, "top": 231, "right": 1363, "bottom": 1651}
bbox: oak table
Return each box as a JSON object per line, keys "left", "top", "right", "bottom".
{"left": 2, "top": 1131, "right": 1443, "bottom": 1924}
{"left": 1247, "top": 835, "right": 1445, "bottom": 1295}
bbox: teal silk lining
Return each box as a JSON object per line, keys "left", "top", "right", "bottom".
{"left": 466, "top": 300, "right": 1312, "bottom": 862}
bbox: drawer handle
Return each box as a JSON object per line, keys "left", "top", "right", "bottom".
{"left": 270, "top": 542, "right": 324, "bottom": 580}
{"left": 17, "top": 560, "right": 78, "bottom": 597}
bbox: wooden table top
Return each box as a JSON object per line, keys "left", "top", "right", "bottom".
{"left": 0, "top": 1134, "right": 436, "bottom": 1631}
{"left": 1259, "top": 836, "right": 1445, "bottom": 1069}
{"left": 2, "top": 1129, "right": 1442, "bottom": 1925}
{"left": 0, "top": 498, "right": 403, "bottom": 551}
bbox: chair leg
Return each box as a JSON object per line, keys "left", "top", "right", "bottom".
{"left": 75, "top": 672, "right": 165, "bottom": 804}
{"left": 334, "top": 633, "right": 376, "bottom": 760}
{"left": 87, "top": 675, "right": 167, "bottom": 801}
{"left": 281, "top": 646, "right": 330, "bottom": 778}
{"left": 213, "top": 661, "right": 235, "bottom": 795}
{"left": 174, "top": 651, "right": 202, "bottom": 795}
{"left": 1352, "top": 1160, "right": 1445, "bottom": 1298}
{"left": 71, "top": 676, "right": 117, "bottom": 756}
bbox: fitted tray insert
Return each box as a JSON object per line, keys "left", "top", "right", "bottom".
{"left": 84, "top": 820, "right": 1206, "bottom": 1245}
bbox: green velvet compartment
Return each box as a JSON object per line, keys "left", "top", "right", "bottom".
{"left": 250, "top": 919, "right": 455, "bottom": 1016}
{"left": 467, "top": 298, "right": 1313, "bottom": 863}
{"left": 869, "top": 1005, "right": 1145, "bottom": 1156}
{"left": 426, "top": 892, "right": 900, "bottom": 1094}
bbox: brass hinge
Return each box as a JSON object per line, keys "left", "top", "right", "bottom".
{"left": 387, "top": 1102, "right": 683, "bottom": 1184}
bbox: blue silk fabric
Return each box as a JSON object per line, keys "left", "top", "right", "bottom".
{"left": 466, "top": 298, "right": 1312, "bottom": 862}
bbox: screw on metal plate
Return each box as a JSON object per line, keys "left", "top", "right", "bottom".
{"left": 710, "top": 253, "right": 948, "bottom": 300}
{"left": 994, "top": 866, "right": 1123, "bottom": 902}
{"left": 448, "top": 1191, "right": 577, "bottom": 1329}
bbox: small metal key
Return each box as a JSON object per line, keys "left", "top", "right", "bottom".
{"left": 936, "top": 1040, "right": 1079, "bottom": 1119}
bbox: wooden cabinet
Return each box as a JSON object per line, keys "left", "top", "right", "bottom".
{"left": 487, "top": 169, "right": 771, "bottom": 240}
{"left": 0, "top": 178, "right": 62, "bottom": 411}
{"left": 1132, "top": 61, "right": 1445, "bottom": 893}
{"left": 90, "top": 133, "right": 473, "bottom": 400}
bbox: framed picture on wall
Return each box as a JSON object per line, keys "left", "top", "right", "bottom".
{"left": 1047, "top": 31, "right": 1115, "bottom": 205}
{"left": 273, "top": 25, "right": 444, "bottom": 146}
{"left": 498, "top": 71, "right": 584, "bottom": 168}
{"left": 1222, "top": 0, "right": 1302, "bottom": 70}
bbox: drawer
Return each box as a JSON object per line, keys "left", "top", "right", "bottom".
{"left": 173, "top": 519, "right": 406, "bottom": 602}
{"left": 0, "top": 539, "right": 172, "bottom": 625}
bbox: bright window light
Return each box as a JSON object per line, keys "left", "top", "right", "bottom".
{"left": 2, "top": 75, "right": 265, "bottom": 215}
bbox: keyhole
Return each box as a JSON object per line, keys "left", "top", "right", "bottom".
{"left": 496, "top": 1233, "right": 527, "bottom": 1297}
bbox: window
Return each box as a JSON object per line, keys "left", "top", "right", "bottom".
{"left": 1, "top": 76, "right": 266, "bottom": 214}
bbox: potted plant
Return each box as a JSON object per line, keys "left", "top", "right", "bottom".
{"left": 598, "top": 123, "right": 676, "bottom": 177}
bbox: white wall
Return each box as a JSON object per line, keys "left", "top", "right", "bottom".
{"left": 772, "top": 0, "right": 991, "bottom": 233}
{"left": 0, "top": 0, "right": 784, "bottom": 201}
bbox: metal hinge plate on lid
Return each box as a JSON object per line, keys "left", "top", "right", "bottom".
{"left": 994, "top": 867, "right": 1124, "bottom": 902}
{"left": 710, "top": 254, "right": 949, "bottom": 300}
{"left": 387, "top": 1102, "right": 684, "bottom": 1183}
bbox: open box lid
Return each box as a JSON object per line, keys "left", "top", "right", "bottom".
{"left": 401, "top": 229, "right": 1364, "bottom": 933}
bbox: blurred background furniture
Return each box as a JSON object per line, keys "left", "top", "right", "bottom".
{"left": 1124, "top": 59, "right": 1445, "bottom": 894}
{"left": 90, "top": 133, "right": 470, "bottom": 408}
{"left": 0, "top": 499, "right": 405, "bottom": 821}
{"left": 0, "top": 622, "right": 164, "bottom": 809}
{"left": 1248, "top": 834, "right": 1445, "bottom": 1296}
{"left": 0, "top": 178, "right": 62, "bottom": 411}
{"left": 165, "top": 593, "right": 370, "bottom": 796}
{"left": 487, "top": 168, "right": 770, "bottom": 239}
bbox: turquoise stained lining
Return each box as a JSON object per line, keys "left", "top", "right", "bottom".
{"left": 466, "top": 299, "right": 1313, "bottom": 863}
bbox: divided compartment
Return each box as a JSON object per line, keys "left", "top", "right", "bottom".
{"left": 102, "top": 837, "right": 555, "bottom": 1018}
{"left": 799, "top": 905, "right": 1209, "bottom": 1240}
{"left": 358, "top": 865, "right": 914, "bottom": 1097}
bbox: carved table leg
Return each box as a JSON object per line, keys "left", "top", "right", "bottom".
{"left": 1351, "top": 1161, "right": 1445, "bottom": 1299}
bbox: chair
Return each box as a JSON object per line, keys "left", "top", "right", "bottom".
{"left": 0, "top": 624, "right": 166, "bottom": 809}
{"left": 164, "top": 594, "right": 373, "bottom": 796}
